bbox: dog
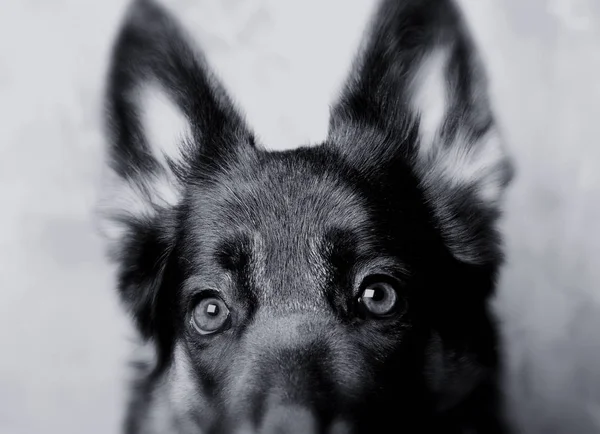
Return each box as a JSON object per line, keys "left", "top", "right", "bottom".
{"left": 97, "top": 0, "right": 514, "bottom": 432}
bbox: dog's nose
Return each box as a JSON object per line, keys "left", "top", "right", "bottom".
{"left": 260, "top": 405, "right": 318, "bottom": 434}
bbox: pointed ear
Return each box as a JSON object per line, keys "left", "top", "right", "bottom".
{"left": 96, "top": 0, "right": 255, "bottom": 336}
{"left": 328, "top": 0, "right": 513, "bottom": 264}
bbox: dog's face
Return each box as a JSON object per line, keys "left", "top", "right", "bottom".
{"left": 98, "top": 1, "right": 513, "bottom": 433}
{"left": 169, "top": 148, "right": 443, "bottom": 431}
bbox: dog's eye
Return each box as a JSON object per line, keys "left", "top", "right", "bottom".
{"left": 191, "top": 296, "right": 230, "bottom": 335}
{"left": 358, "top": 281, "right": 402, "bottom": 318}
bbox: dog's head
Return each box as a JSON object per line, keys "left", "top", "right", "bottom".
{"left": 98, "top": 0, "right": 513, "bottom": 432}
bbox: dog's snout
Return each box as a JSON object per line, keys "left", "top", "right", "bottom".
{"left": 223, "top": 315, "right": 363, "bottom": 434}
{"left": 260, "top": 405, "right": 317, "bottom": 434}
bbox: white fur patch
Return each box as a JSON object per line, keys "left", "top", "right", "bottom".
{"left": 410, "top": 48, "right": 508, "bottom": 205}
{"left": 97, "top": 84, "right": 192, "bottom": 248}
{"left": 97, "top": 169, "right": 183, "bottom": 246}
{"left": 131, "top": 343, "right": 210, "bottom": 434}
{"left": 430, "top": 128, "right": 507, "bottom": 203}
{"left": 410, "top": 48, "right": 450, "bottom": 155}
{"left": 137, "top": 83, "right": 192, "bottom": 169}
{"left": 169, "top": 344, "right": 204, "bottom": 414}
{"left": 96, "top": 172, "right": 155, "bottom": 243}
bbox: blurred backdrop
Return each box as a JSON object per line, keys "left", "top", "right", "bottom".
{"left": 1, "top": 0, "right": 599, "bottom": 433}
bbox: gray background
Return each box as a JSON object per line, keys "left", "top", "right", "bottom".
{"left": 1, "top": 0, "right": 599, "bottom": 433}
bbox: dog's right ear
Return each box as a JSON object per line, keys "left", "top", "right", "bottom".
{"left": 97, "top": 0, "right": 255, "bottom": 338}
{"left": 327, "top": 0, "right": 513, "bottom": 265}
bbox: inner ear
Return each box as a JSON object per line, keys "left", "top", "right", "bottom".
{"left": 409, "top": 47, "right": 452, "bottom": 157}
{"left": 408, "top": 43, "right": 512, "bottom": 205}
{"left": 135, "top": 81, "right": 194, "bottom": 181}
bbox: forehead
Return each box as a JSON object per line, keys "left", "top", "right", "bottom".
{"left": 180, "top": 150, "right": 385, "bottom": 304}
{"left": 194, "top": 151, "right": 370, "bottom": 234}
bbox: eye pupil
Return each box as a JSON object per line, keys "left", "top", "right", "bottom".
{"left": 206, "top": 303, "right": 219, "bottom": 316}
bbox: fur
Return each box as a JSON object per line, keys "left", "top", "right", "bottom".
{"left": 98, "top": 0, "right": 514, "bottom": 432}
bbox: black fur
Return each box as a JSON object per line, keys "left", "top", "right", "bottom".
{"left": 100, "top": 0, "right": 514, "bottom": 433}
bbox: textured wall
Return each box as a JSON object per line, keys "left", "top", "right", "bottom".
{"left": 0, "top": 0, "right": 598, "bottom": 433}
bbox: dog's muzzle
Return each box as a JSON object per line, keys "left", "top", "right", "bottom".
{"left": 220, "top": 313, "right": 365, "bottom": 434}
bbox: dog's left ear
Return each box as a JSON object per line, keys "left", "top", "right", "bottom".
{"left": 96, "top": 0, "right": 255, "bottom": 338}
{"left": 328, "top": 0, "right": 513, "bottom": 264}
